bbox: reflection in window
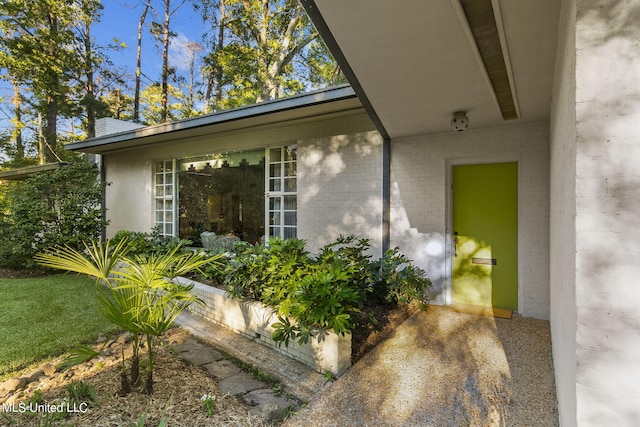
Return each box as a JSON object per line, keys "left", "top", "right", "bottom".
{"left": 178, "top": 149, "right": 265, "bottom": 245}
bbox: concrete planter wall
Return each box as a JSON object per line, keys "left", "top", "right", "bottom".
{"left": 175, "top": 277, "right": 352, "bottom": 376}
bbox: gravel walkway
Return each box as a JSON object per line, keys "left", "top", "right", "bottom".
{"left": 284, "top": 305, "right": 558, "bottom": 427}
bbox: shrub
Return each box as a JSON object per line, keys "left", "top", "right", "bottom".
{"left": 111, "top": 227, "right": 192, "bottom": 258}
{"left": 0, "top": 161, "right": 106, "bottom": 268}
{"left": 205, "top": 235, "right": 431, "bottom": 346}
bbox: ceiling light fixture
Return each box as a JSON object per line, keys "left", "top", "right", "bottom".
{"left": 450, "top": 111, "right": 469, "bottom": 132}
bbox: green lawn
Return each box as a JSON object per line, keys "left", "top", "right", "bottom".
{"left": 0, "top": 274, "right": 119, "bottom": 380}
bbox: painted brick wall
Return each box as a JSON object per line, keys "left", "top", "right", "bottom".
{"left": 297, "top": 131, "right": 384, "bottom": 254}
{"left": 549, "top": 0, "right": 577, "bottom": 425}
{"left": 103, "top": 152, "right": 154, "bottom": 237}
{"left": 390, "top": 122, "right": 550, "bottom": 319}
{"left": 95, "top": 118, "right": 143, "bottom": 137}
{"left": 570, "top": 2, "right": 640, "bottom": 425}
{"left": 180, "top": 277, "right": 351, "bottom": 376}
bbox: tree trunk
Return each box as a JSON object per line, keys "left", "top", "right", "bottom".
{"left": 12, "top": 81, "right": 24, "bottom": 163}
{"left": 214, "top": 0, "right": 226, "bottom": 105}
{"left": 161, "top": 0, "right": 171, "bottom": 123}
{"left": 84, "top": 20, "right": 96, "bottom": 138}
{"left": 44, "top": 11, "right": 59, "bottom": 163}
{"left": 134, "top": 0, "right": 151, "bottom": 123}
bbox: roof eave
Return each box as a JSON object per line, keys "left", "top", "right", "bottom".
{"left": 67, "top": 85, "right": 358, "bottom": 154}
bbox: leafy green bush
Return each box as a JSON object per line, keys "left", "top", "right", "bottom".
{"left": 0, "top": 161, "right": 106, "bottom": 268}
{"left": 204, "top": 235, "right": 430, "bottom": 346}
{"left": 111, "top": 227, "right": 192, "bottom": 257}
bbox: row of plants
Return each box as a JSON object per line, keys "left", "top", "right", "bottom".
{"left": 200, "top": 235, "right": 431, "bottom": 347}
{"left": 33, "top": 231, "right": 430, "bottom": 394}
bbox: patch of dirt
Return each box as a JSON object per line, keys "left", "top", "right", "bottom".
{"left": 351, "top": 301, "right": 420, "bottom": 363}
{"left": 3, "top": 329, "right": 269, "bottom": 427}
{"left": 0, "top": 267, "right": 53, "bottom": 279}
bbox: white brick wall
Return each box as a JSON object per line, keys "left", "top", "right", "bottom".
{"left": 95, "top": 118, "right": 143, "bottom": 137}
{"left": 549, "top": 0, "right": 578, "bottom": 424}
{"left": 390, "top": 122, "right": 550, "bottom": 319}
{"left": 550, "top": 1, "right": 640, "bottom": 425}
{"left": 103, "top": 152, "right": 155, "bottom": 237}
{"left": 297, "top": 131, "right": 384, "bottom": 254}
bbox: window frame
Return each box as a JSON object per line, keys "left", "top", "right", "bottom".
{"left": 154, "top": 160, "right": 176, "bottom": 237}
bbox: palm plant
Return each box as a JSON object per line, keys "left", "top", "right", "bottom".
{"left": 35, "top": 239, "right": 220, "bottom": 394}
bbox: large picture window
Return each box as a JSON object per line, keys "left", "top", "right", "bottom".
{"left": 177, "top": 149, "right": 266, "bottom": 245}
{"left": 155, "top": 145, "right": 296, "bottom": 245}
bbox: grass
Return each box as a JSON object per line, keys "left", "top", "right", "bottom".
{"left": 0, "top": 273, "right": 120, "bottom": 380}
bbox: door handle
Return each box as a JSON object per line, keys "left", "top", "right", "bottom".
{"left": 453, "top": 233, "right": 459, "bottom": 257}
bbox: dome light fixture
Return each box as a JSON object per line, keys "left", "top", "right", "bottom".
{"left": 450, "top": 111, "right": 469, "bottom": 132}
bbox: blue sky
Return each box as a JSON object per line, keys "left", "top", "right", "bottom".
{"left": 93, "top": 0, "right": 208, "bottom": 83}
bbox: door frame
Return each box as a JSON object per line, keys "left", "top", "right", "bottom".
{"left": 444, "top": 155, "right": 522, "bottom": 309}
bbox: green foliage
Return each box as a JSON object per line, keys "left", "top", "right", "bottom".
{"left": 201, "top": 393, "right": 216, "bottom": 416}
{"left": 0, "top": 161, "right": 106, "bottom": 269}
{"left": 57, "top": 345, "right": 101, "bottom": 372}
{"left": 111, "top": 227, "right": 192, "bottom": 258}
{"left": 370, "top": 248, "right": 432, "bottom": 306}
{"left": 35, "top": 238, "right": 221, "bottom": 395}
{"left": 66, "top": 380, "right": 99, "bottom": 406}
{"left": 207, "top": 235, "right": 430, "bottom": 346}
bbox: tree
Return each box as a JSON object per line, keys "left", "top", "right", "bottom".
{"left": 71, "top": 0, "right": 105, "bottom": 138}
{"left": 134, "top": 0, "right": 152, "bottom": 123}
{"left": 0, "top": 0, "right": 80, "bottom": 162}
{"left": 151, "top": 0, "right": 188, "bottom": 122}
{"left": 196, "top": 0, "right": 344, "bottom": 111}
{"left": 0, "top": 161, "right": 106, "bottom": 268}
{"left": 139, "top": 82, "right": 185, "bottom": 124}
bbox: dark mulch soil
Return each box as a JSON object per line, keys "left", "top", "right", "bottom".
{"left": 351, "top": 301, "right": 419, "bottom": 363}
{"left": 0, "top": 267, "right": 53, "bottom": 279}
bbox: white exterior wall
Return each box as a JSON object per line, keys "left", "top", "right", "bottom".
{"left": 103, "top": 153, "right": 155, "bottom": 237}
{"left": 550, "top": 0, "right": 577, "bottom": 424}
{"left": 550, "top": 1, "right": 640, "bottom": 425}
{"left": 297, "top": 131, "right": 383, "bottom": 254}
{"left": 102, "top": 110, "right": 377, "bottom": 239}
{"left": 390, "top": 122, "right": 550, "bottom": 319}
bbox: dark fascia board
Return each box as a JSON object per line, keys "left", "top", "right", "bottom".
{"left": 0, "top": 162, "right": 69, "bottom": 181}
{"left": 299, "top": 0, "right": 390, "bottom": 141}
{"left": 67, "top": 85, "right": 359, "bottom": 153}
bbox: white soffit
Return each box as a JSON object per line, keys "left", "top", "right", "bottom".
{"left": 311, "top": 0, "right": 560, "bottom": 138}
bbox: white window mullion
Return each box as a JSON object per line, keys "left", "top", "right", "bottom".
{"left": 154, "top": 159, "right": 176, "bottom": 237}
{"left": 266, "top": 145, "right": 297, "bottom": 240}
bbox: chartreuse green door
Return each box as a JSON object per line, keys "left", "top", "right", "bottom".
{"left": 452, "top": 162, "right": 518, "bottom": 311}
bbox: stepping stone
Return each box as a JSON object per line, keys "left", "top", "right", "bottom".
{"left": 0, "top": 377, "right": 26, "bottom": 392}
{"left": 243, "top": 388, "right": 299, "bottom": 422}
{"left": 175, "top": 340, "right": 224, "bottom": 366}
{"left": 218, "top": 372, "right": 265, "bottom": 396}
{"left": 203, "top": 360, "right": 242, "bottom": 379}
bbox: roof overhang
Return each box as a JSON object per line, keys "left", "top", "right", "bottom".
{"left": 0, "top": 162, "right": 69, "bottom": 181}
{"left": 301, "top": 0, "right": 561, "bottom": 139}
{"left": 67, "top": 85, "right": 361, "bottom": 154}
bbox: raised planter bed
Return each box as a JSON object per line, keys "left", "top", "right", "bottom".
{"left": 174, "top": 277, "right": 352, "bottom": 377}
